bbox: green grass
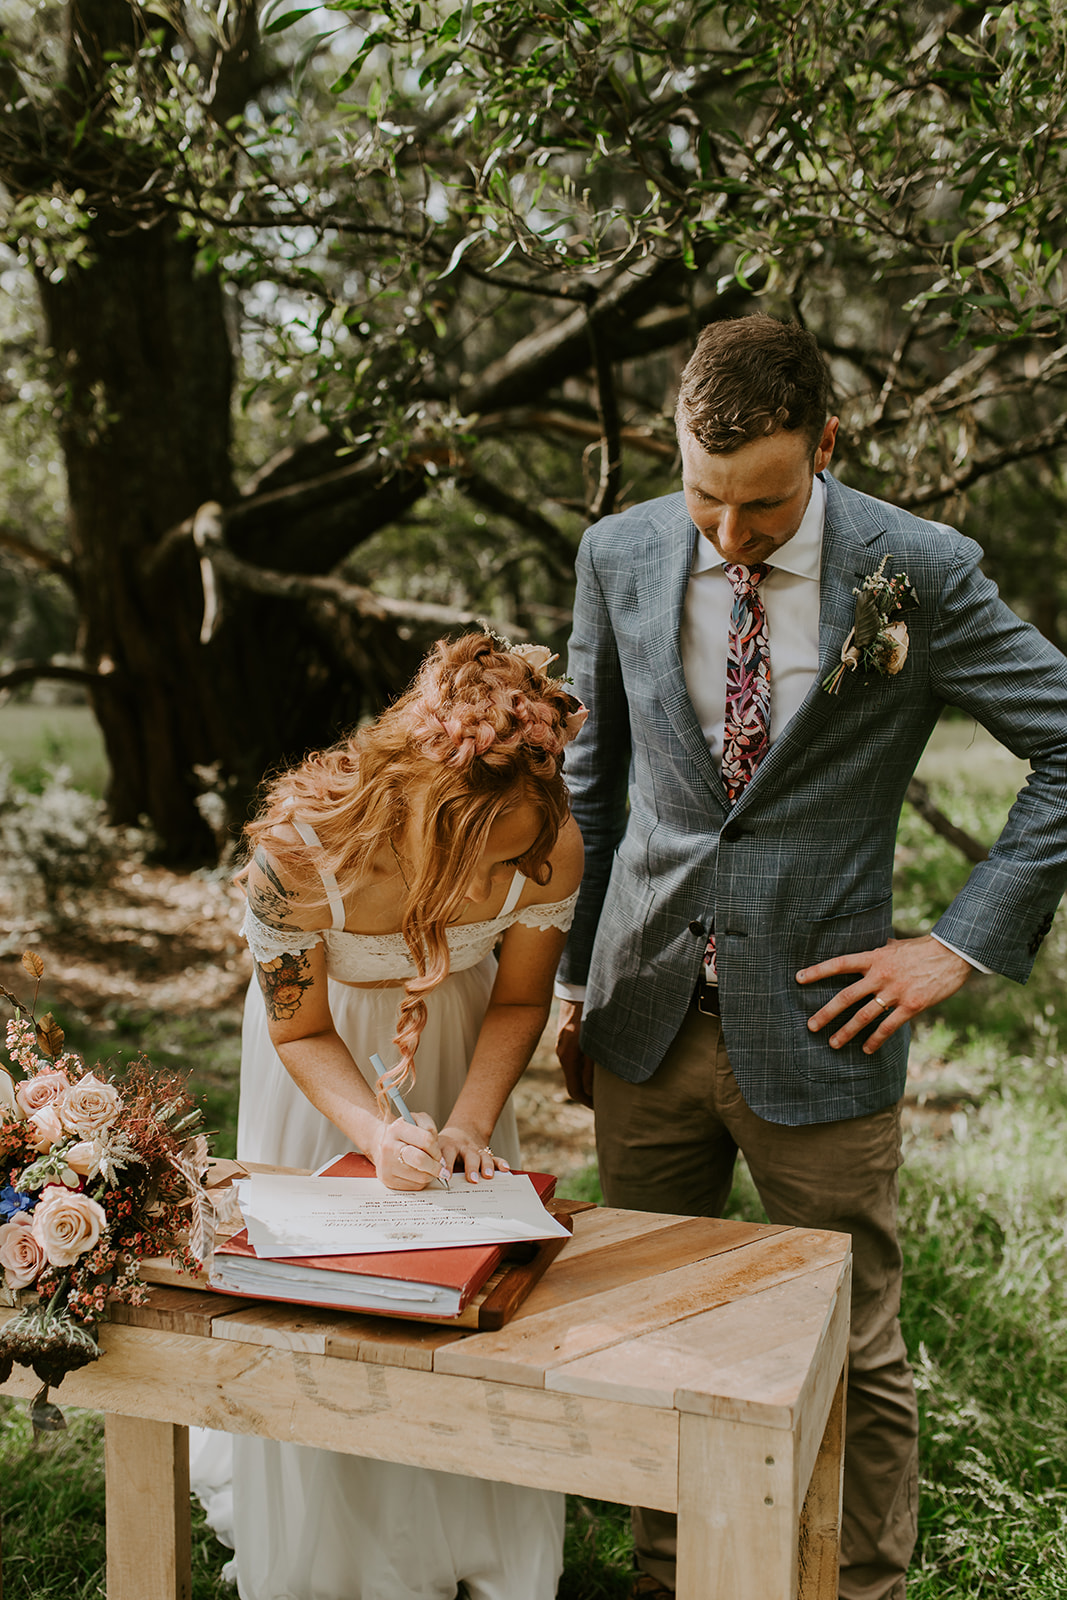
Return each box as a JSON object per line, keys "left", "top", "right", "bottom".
{"left": 0, "top": 704, "right": 108, "bottom": 797}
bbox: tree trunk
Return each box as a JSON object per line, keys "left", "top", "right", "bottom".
{"left": 38, "top": 218, "right": 411, "bottom": 863}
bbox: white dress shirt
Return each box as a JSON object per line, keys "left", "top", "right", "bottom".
{"left": 556, "top": 475, "right": 986, "bottom": 999}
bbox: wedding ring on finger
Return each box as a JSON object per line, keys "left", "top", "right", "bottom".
{"left": 398, "top": 1145, "right": 415, "bottom": 1169}
{"left": 874, "top": 995, "right": 891, "bottom": 1011}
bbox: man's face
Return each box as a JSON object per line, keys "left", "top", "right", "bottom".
{"left": 680, "top": 418, "right": 839, "bottom": 565}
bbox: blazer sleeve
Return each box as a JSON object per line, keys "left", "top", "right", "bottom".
{"left": 556, "top": 532, "right": 633, "bottom": 987}
{"left": 928, "top": 534, "right": 1067, "bottom": 979}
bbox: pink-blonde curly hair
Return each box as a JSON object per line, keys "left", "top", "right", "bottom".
{"left": 244, "top": 633, "right": 581, "bottom": 1103}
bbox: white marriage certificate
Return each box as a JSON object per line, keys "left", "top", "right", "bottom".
{"left": 236, "top": 1171, "right": 571, "bottom": 1259}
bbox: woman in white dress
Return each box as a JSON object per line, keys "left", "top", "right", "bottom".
{"left": 197, "top": 632, "right": 585, "bottom": 1600}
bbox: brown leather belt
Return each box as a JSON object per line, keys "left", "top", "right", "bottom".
{"left": 693, "top": 978, "right": 721, "bottom": 1016}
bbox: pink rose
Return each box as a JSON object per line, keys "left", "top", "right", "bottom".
{"left": 0, "top": 1067, "right": 21, "bottom": 1120}
{"left": 15, "top": 1068, "right": 71, "bottom": 1118}
{"left": 27, "top": 1104, "right": 65, "bottom": 1152}
{"left": 57, "top": 1073, "right": 122, "bottom": 1137}
{"left": 0, "top": 1213, "right": 46, "bottom": 1290}
{"left": 31, "top": 1185, "right": 107, "bottom": 1267}
{"left": 64, "top": 1140, "right": 102, "bottom": 1178}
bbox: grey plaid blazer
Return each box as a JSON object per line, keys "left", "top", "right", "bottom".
{"left": 558, "top": 471, "right": 1067, "bottom": 1125}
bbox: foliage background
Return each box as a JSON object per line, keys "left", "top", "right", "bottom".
{"left": 6, "top": 0, "right": 1067, "bottom": 857}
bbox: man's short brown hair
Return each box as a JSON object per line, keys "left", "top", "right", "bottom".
{"left": 675, "top": 315, "right": 833, "bottom": 455}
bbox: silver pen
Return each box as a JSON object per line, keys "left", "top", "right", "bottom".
{"left": 370, "top": 1054, "right": 451, "bottom": 1189}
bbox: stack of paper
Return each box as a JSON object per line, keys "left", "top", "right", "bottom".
{"left": 208, "top": 1153, "right": 567, "bottom": 1319}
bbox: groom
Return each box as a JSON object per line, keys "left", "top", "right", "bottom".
{"left": 555, "top": 315, "right": 1067, "bottom": 1600}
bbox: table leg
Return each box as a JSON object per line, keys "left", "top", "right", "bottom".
{"left": 104, "top": 1415, "right": 191, "bottom": 1600}
{"left": 677, "top": 1412, "right": 800, "bottom": 1600}
{"left": 798, "top": 1367, "right": 846, "bottom": 1600}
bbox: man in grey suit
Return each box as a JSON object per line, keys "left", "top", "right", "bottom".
{"left": 555, "top": 316, "right": 1067, "bottom": 1600}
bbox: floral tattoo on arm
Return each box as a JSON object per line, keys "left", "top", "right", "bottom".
{"left": 256, "top": 951, "right": 315, "bottom": 1021}
{"left": 249, "top": 848, "right": 297, "bottom": 931}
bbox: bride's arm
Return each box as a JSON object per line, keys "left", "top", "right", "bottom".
{"left": 245, "top": 852, "right": 445, "bottom": 1190}
{"left": 438, "top": 817, "right": 584, "bottom": 1183}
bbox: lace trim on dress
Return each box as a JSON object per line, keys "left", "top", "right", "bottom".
{"left": 240, "top": 904, "right": 325, "bottom": 965}
{"left": 511, "top": 887, "right": 580, "bottom": 932}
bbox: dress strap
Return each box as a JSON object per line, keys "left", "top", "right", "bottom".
{"left": 500, "top": 868, "right": 526, "bottom": 916}
{"left": 290, "top": 817, "right": 346, "bottom": 931}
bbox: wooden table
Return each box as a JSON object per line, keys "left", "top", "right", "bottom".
{"left": 1, "top": 1204, "right": 850, "bottom": 1600}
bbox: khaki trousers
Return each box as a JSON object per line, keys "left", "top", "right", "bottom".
{"left": 594, "top": 1006, "right": 918, "bottom": 1600}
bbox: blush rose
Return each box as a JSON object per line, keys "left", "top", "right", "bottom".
{"left": 15, "top": 1069, "right": 72, "bottom": 1118}
{"left": 31, "top": 1185, "right": 108, "bottom": 1267}
{"left": 64, "top": 1140, "right": 103, "bottom": 1178}
{"left": 27, "top": 1104, "right": 66, "bottom": 1152}
{"left": 57, "top": 1074, "right": 122, "bottom": 1138}
{"left": 0, "top": 1212, "right": 46, "bottom": 1289}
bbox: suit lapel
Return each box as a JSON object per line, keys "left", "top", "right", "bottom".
{"left": 638, "top": 496, "right": 728, "bottom": 804}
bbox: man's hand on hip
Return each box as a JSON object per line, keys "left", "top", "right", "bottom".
{"left": 797, "top": 933, "right": 972, "bottom": 1053}
{"left": 556, "top": 999, "right": 595, "bottom": 1108}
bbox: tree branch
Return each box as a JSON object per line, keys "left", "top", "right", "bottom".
{"left": 190, "top": 502, "right": 528, "bottom": 639}
{"left": 586, "top": 313, "right": 622, "bottom": 521}
{"left": 474, "top": 408, "right": 676, "bottom": 459}
{"left": 906, "top": 777, "right": 989, "bottom": 864}
{"left": 455, "top": 469, "right": 576, "bottom": 579}
{"left": 0, "top": 527, "right": 77, "bottom": 588}
{"left": 456, "top": 263, "right": 754, "bottom": 415}
{"left": 901, "top": 411, "right": 1067, "bottom": 510}
{"left": 0, "top": 659, "right": 103, "bottom": 697}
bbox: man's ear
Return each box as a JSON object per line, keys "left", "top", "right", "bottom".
{"left": 813, "top": 416, "right": 839, "bottom": 474}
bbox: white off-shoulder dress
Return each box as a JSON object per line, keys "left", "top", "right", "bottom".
{"left": 192, "top": 852, "right": 578, "bottom": 1600}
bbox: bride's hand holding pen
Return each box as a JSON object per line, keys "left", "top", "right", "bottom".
{"left": 374, "top": 1063, "right": 451, "bottom": 1191}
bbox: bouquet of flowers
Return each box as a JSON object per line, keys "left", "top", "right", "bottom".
{"left": 0, "top": 952, "right": 213, "bottom": 1430}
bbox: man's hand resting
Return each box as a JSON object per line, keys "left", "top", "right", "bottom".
{"left": 556, "top": 999, "right": 595, "bottom": 1108}
{"left": 797, "top": 933, "right": 972, "bottom": 1053}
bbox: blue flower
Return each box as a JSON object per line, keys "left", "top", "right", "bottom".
{"left": 0, "top": 1183, "right": 34, "bottom": 1221}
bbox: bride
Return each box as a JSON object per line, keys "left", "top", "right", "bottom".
{"left": 193, "top": 631, "right": 585, "bottom": 1600}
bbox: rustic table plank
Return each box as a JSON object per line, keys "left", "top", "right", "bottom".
{"left": 110, "top": 1286, "right": 247, "bottom": 1337}
{"left": 209, "top": 1302, "right": 369, "bottom": 1354}
{"left": 677, "top": 1409, "right": 800, "bottom": 1600}
{"left": 435, "top": 1228, "right": 848, "bottom": 1388}
{"left": 516, "top": 1215, "right": 788, "bottom": 1318}
{"left": 1, "top": 1324, "right": 680, "bottom": 1511}
{"left": 104, "top": 1415, "right": 191, "bottom": 1600}
{"left": 546, "top": 1259, "right": 847, "bottom": 1417}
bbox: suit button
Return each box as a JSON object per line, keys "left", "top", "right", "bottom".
{"left": 688, "top": 920, "right": 705, "bottom": 936}
{"left": 721, "top": 823, "right": 743, "bottom": 843}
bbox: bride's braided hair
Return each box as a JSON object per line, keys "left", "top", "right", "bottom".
{"left": 245, "top": 632, "right": 583, "bottom": 1103}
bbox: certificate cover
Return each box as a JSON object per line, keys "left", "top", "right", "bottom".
{"left": 209, "top": 1153, "right": 558, "bottom": 1319}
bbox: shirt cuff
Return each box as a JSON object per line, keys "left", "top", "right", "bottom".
{"left": 553, "top": 981, "right": 588, "bottom": 1003}
{"left": 929, "top": 933, "right": 995, "bottom": 976}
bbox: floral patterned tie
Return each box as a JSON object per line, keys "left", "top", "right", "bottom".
{"left": 704, "top": 562, "right": 771, "bottom": 983}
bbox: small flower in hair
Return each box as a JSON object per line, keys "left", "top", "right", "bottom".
{"left": 509, "top": 643, "right": 559, "bottom": 675}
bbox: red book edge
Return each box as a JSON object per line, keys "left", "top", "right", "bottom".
{"left": 212, "top": 1152, "right": 557, "bottom": 1312}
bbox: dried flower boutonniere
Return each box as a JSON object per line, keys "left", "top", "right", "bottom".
{"left": 822, "top": 555, "right": 919, "bottom": 695}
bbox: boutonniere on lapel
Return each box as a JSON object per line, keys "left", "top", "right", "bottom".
{"left": 822, "top": 555, "right": 919, "bottom": 695}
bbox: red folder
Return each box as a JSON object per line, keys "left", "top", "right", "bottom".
{"left": 209, "top": 1152, "right": 557, "bottom": 1320}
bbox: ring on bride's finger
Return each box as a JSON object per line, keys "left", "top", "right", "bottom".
{"left": 874, "top": 995, "right": 891, "bottom": 1011}
{"left": 480, "top": 1146, "right": 492, "bottom": 1156}
{"left": 398, "top": 1146, "right": 414, "bottom": 1168}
